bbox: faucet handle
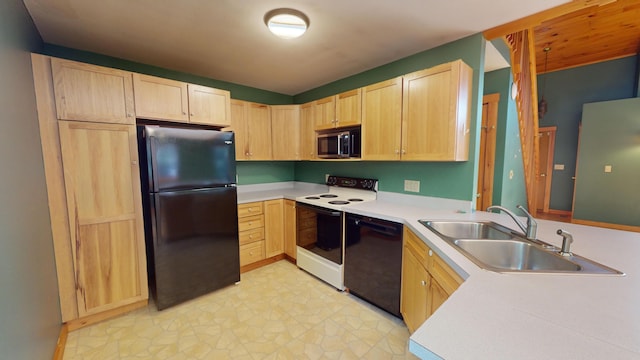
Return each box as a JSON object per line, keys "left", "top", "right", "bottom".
{"left": 516, "top": 205, "right": 538, "bottom": 239}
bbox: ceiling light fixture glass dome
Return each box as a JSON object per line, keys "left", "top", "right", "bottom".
{"left": 264, "top": 8, "right": 309, "bottom": 39}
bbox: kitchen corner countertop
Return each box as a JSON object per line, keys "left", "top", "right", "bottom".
{"left": 344, "top": 201, "right": 640, "bottom": 360}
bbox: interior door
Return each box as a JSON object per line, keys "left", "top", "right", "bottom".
{"left": 536, "top": 127, "right": 556, "bottom": 212}
{"left": 476, "top": 94, "right": 499, "bottom": 211}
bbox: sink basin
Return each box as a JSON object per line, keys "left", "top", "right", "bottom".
{"left": 419, "top": 220, "right": 623, "bottom": 275}
{"left": 453, "top": 239, "right": 581, "bottom": 272}
{"left": 419, "top": 220, "right": 515, "bottom": 240}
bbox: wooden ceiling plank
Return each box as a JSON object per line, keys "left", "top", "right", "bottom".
{"left": 483, "top": 0, "right": 619, "bottom": 40}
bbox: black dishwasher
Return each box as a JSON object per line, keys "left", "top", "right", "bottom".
{"left": 344, "top": 213, "right": 403, "bottom": 318}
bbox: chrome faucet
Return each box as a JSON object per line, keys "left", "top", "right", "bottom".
{"left": 486, "top": 205, "right": 538, "bottom": 240}
{"left": 557, "top": 229, "right": 574, "bottom": 256}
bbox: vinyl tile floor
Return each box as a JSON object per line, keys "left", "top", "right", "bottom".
{"left": 63, "top": 260, "right": 419, "bottom": 359}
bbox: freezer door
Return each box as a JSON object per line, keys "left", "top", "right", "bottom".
{"left": 150, "top": 186, "right": 240, "bottom": 310}
{"left": 144, "top": 126, "right": 236, "bottom": 191}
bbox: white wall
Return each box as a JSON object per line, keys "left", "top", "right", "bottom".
{"left": 0, "top": 1, "right": 61, "bottom": 359}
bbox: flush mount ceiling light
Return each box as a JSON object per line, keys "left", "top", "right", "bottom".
{"left": 264, "top": 8, "right": 309, "bottom": 39}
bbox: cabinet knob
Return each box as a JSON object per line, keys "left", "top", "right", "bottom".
{"left": 428, "top": 250, "right": 433, "bottom": 256}
{"left": 249, "top": 234, "right": 253, "bottom": 239}
{"left": 395, "top": 149, "right": 399, "bottom": 154}
{"left": 127, "top": 113, "right": 133, "bottom": 117}
{"left": 131, "top": 160, "right": 138, "bottom": 165}
{"left": 248, "top": 222, "right": 252, "bottom": 226}
{"left": 402, "top": 149, "right": 406, "bottom": 154}
{"left": 420, "top": 280, "right": 427, "bottom": 286}
{"left": 190, "top": 113, "right": 194, "bottom": 116}
{"left": 182, "top": 111, "right": 187, "bottom": 115}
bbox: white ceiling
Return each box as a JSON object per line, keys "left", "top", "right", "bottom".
{"left": 23, "top": 0, "right": 567, "bottom": 95}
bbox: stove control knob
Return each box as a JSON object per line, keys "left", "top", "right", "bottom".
{"left": 327, "top": 176, "right": 337, "bottom": 185}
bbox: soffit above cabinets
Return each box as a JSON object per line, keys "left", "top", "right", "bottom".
{"left": 24, "top": 0, "right": 568, "bottom": 95}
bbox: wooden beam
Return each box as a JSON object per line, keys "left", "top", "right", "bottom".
{"left": 484, "top": 0, "right": 618, "bottom": 40}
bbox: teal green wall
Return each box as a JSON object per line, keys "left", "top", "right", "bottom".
{"left": 295, "top": 34, "right": 486, "bottom": 202}
{"left": 0, "top": 1, "right": 63, "bottom": 359}
{"left": 573, "top": 98, "right": 640, "bottom": 226}
{"left": 237, "top": 162, "right": 295, "bottom": 185}
{"left": 483, "top": 68, "right": 526, "bottom": 212}
{"left": 41, "top": 44, "right": 293, "bottom": 105}
{"left": 537, "top": 56, "right": 637, "bottom": 211}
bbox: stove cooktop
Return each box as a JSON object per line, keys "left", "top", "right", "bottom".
{"left": 296, "top": 176, "right": 378, "bottom": 210}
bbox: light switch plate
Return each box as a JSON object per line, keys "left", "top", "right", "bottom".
{"left": 404, "top": 180, "right": 420, "bottom": 192}
{"left": 554, "top": 164, "right": 565, "bottom": 170}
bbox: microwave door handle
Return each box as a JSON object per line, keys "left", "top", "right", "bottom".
{"left": 337, "top": 135, "right": 344, "bottom": 157}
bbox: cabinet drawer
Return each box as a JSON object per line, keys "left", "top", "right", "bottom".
{"left": 430, "top": 254, "right": 463, "bottom": 295}
{"left": 239, "top": 227, "right": 264, "bottom": 246}
{"left": 240, "top": 241, "right": 265, "bottom": 266}
{"left": 238, "top": 215, "right": 264, "bottom": 232}
{"left": 404, "top": 227, "right": 430, "bottom": 267}
{"left": 238, "top": 202, "right": 264, "bottom": 218}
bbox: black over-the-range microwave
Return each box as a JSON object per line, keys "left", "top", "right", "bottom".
{"left": 317, "top": 127, "right": 361, "bottom": 159}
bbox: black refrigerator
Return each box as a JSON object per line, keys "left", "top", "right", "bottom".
{"left": 138, "top": 125, "right": 240, "bottom": 310}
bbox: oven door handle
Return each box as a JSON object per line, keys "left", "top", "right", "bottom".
{"left": 296, "top": 202, "right": 342, "bottom": 217}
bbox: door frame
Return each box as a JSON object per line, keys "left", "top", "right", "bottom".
{"left": 537, "top": 126, "right": 556, "bottom": 213}
{"left": 476, "top": 93, "right": 500, "bottom": 211}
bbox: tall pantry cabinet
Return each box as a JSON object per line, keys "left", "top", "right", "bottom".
{"left": 32, "top": 55, "right": 148, "bottom": 329}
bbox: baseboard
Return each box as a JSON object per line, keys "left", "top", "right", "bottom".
{"left": 571, "top": 219, "right": 640, "bottom": 233}
{"left": 240, "top": 254, "right": 286, "bottom": 274}
{"left": 547, "top": 209, "right": 572, "bottom": 216}
{"left": 66, "top": 299, "right": 148, "bottom": 332}
{"left": 284, "top": 254, "right": 296, "bottom": 264}
{"left": 52, "top": 323, "right": 68, "bottom": 360}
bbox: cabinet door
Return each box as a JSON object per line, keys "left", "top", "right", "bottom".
{"left": 314, "top": 95, "right": 336, "bottom": 131}
{"left": 283, "top": 200, "right": 297, "bottom": 259}
{"left": 401, "top": 244, "right": 430, "bottom": 334}
{"left": 58, "top": 121, "right": 147, "bottom": 316}
{"left": 271, "top": 105, "right": 301, "bottom": 160}
{"left": 402, "top": 61, "right": 472, "bottom": 161}
{"left": 247, "top": 103, "right": 273, "bottom": 160}
{"left": 362, "top": 77, "right": 402, "bottom": 160}
{"left": 51, "top": 59, "right": 135, "bottom": 124}
{"left": 299, "top": 101, "right": 316, "bottom": 160}
{"left": 230, "top": 99, "right": 249, "bottom": 160}
{"left": 335, "top": 88, "right": 362, "bottom": 128}
{"left": 133, "top": 73, "right": 189, "bottom": 122}
{"left": 429, "top": 278, "right": 449, "bottom": 317}
{"left": 264, "top": 199, "right": 284, "bottom": 258}
{"left": 188, "top": 84, "right": 231, "bottom": 127}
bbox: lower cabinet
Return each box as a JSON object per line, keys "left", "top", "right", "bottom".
{"left": 283, "top": 199, "right": 297, "bottom": 259}
{"left": 238, "top": 199, "right": 289, "bottom": 270}
{"left": 401, "top": 227, "right": 464, "bottom": 333}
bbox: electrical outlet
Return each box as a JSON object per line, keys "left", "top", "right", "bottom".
{"left": 604, "top": 165, "right": 612, "bottom": 173}
{"left": 404, "top": 180, "right": 420, "bottom": 193}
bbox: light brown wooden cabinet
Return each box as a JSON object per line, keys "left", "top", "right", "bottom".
{"left": 51, "top": 58, "right": 135, "bottom": 124}
{"left": 33, "top": 55, "right": 149, "bottom": 327}
{"left": 314, "top": 88, "right": 362, "bottom": 131}
{"left": 238, "top": 202, "right": 266, "bottom": 267}
{"left": 58, "top": 121, "right": 148, "bottom": 317}
{"left": 299, "top": 101, "right": 316, "bottom": 160}
{"left": 283, "top": 199, "right": 297, "bottom": 259}
{"left": 230, "top": 99, "right": 273, "bottom": 160}
{"left": 362, "top": 77, "right": 403, "bottom": 160}
{"left": 133, "top": 73, "right": 230, "bottom": 126}
{"left": 401, "top": 60, "right": 472, "bottom": 161}
{"left": 271, "top": 105, "right": 301, "bottom": 160}
{"left": 401, "top": 227, "right": 464, "bottom": 333}
{"left": 264, "top": 199, "right": 285, "bottom": 258}
{"left": 362, "top": 60, "right": 472, "bottom": 161}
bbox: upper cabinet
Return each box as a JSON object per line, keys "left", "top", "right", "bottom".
{"left": 361, "top": 60, "right": 472, "bottom": 161}
{"left": 230, "top": 99, "right": 273, "bottom": 161}
{"left": 314, "top": 89, "right": 362, "bottom": 131}
{"left": 133, "top": 73, "right": 230, "bottom": 126}
{"left": 299, "top": 101, "right": 316, "bottom": 160}
{"left": 271, "top": 105, "right": 301, "bottom": 160}
{"left": 401, "top": 60, "right": 472, "bottom": 161}
{"left": 362, "top": 77, "right": 403, "bottom": 160}
{"left": 51, "top": 58, "right": 135, "bottom": 124}
{"left": 187, "top": 84, "right": 231, "bottom": 127}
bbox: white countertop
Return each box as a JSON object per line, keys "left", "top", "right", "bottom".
{"left": 237, "top": 183, "right": 640, "bottom": 359}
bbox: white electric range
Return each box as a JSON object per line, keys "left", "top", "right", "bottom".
{"left": 295, "top": 175, "right": 378, "bottom": 290}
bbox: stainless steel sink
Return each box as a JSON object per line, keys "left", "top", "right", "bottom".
{"left": 419, "top": 220, "right": 623, "bottom": 275}
{"left": 453, "top": 239, "right": 581, "bottom": 272}
{"left": 419, "top": 220, "right": 514, "bottom": 240}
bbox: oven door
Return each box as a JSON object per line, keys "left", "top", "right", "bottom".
{"left": 296, "top": 202, "right": 343, "bottom": 265}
